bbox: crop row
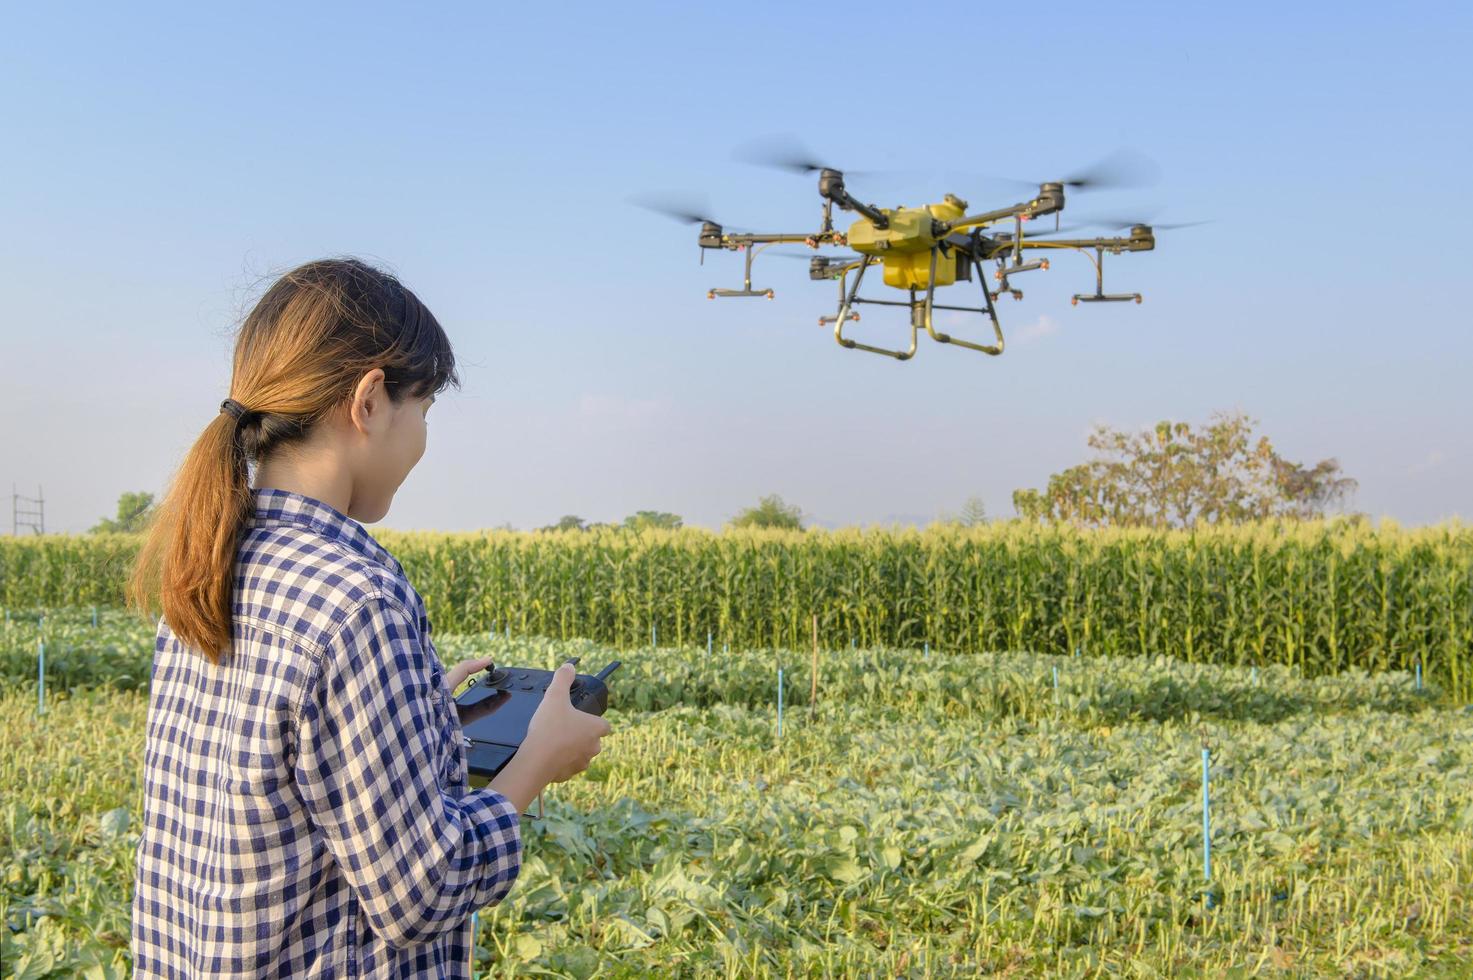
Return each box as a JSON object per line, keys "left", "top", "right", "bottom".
{"left": 1, "top": 518, "right": 1469, "bottom": 699}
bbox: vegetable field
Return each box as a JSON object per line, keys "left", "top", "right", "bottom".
{"left": 3, "top": 608, "right": 1470, "bottom": 977}
{"left": 3, "top": 518, "right": 1470, "bottom": 701}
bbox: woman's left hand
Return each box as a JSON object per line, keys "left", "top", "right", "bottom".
{"left": 444, "top": 655, "right": 495, "bottom": 696}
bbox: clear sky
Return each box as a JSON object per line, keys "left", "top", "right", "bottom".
{"left": 2, "top": 1, "right": 1469, "bottom": 533}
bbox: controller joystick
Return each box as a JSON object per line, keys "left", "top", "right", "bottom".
{"left": 482, "top": 663, "right": 511, "bottom": 689}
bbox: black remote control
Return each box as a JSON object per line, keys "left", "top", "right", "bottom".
{"left": 454, "top": 658, "right": 621, "bottom": 787}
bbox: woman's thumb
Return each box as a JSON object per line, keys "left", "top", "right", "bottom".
{"left": 547, "top": 662, "right": 577, "bottom": 694}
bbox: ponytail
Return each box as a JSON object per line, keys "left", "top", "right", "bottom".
{"left": 126, "top": 257, "right": 459, "bottom": 664}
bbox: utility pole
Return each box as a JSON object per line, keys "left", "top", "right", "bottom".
{"left": 12, "top": 484, "right": 45, "bottom": 535}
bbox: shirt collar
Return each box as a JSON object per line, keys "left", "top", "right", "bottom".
{"left": 249, "top": 487, "right": 402, "bottom": 575}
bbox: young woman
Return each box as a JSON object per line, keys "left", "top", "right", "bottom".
{"left": 126, "top": 257, "right": 609, "bottom": 977}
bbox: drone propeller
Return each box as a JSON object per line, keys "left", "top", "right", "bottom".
{"left": 767, "top": 249, "right": 866, "bottom": 264}
{"left": 1077, "top": 212, "right": 1213, "bottom": 232}
{"left": 972, "top": 148, "right": 1162, "bottom": 193}
{"left": 627, "top": 193, "right": 730, "bottom": 227}
{"left": 1008, "top": 222, "right": 1088, "bottom": 237}
{"left": 630, "top": 194, "right": 754, "bottom": 234}
{"left": 1134, "top": 220, "right": 1211, "bottom": 231}
{"left": 732, "top": 134, "right": 882, "bottom": 177}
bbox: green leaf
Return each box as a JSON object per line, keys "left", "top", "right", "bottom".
{"left": 99, "top": 807, "right": 129, "bottom": 840}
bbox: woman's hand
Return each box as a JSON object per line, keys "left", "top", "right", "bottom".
{"left": 444, "top": 655, "right": 494, "bottom": 695}
{"left": 487, "top": 663, "right": 612, "bottom": 812}
{"left": 521, "top": 663, "right": 612, "bottom": 782}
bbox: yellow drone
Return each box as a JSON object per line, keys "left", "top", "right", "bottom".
{"left": 639, "top": 143, "right": 1202, "bottom": 361}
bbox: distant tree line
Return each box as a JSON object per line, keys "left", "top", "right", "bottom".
{"left": 94, "top": 411, "right": 1357, "bottom": 535}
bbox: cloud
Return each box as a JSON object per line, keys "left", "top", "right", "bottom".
{"left": 1013, "top": 314, "right": 1060, "bottom": 346}
{"left": 1405, "top": 449, "right": 1449, "bottom": 476}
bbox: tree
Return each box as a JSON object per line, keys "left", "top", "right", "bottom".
{"left": 538, "top": 515, "right": 589, "bottom": 532}
{"left": 90, "top": 491, "right": 156, "bottom": 533}
{"left": 1011, "top": 410, "right": 1357, "bottom": 529}
{"left": 935, "top": 494, "right": 988, "bottom": 528}
{"left": 623, "top": 510, "right": 683, "bottom": 531}
{"left": 729, "top": 494, "right": 804, "bottom": 531}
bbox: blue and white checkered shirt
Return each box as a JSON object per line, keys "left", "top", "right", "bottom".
{"left": 132, "top": 487, "right": 522, "bottom": 977}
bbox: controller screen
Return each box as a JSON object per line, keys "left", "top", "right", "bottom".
{"left": 457, "top": 685, "right": 543, "bottom": 747}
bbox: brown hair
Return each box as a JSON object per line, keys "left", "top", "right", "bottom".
{"left": 126, "top": 257, "right": 460, "bottom": 663}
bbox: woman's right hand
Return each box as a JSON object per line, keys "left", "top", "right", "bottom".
{"left": 487, "top": 663, "right": 611, "bottom": 812}
{"left": 522, "top": 663, "right": 612, "bottom": 782}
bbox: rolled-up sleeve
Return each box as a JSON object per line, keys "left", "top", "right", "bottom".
{"left": 293, "top": 590, "right": 522, "bottom": 949}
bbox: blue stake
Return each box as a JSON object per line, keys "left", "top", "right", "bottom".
{"left": 37, "top": 640, "right": 46, "bottom": 716}
{"left": 1202, "top": 745, "right": 1213, "bottom": 901}
{"left": 776, "top": 668, "right": 784, "bottom": 739}
{"left": 1075, "top": 646, "right": 1080, "bottom": 658}
{"left": 1415, "top": 660, "right": 1422, "bottom": 691}
{"left": 924, "top": 641, "right": 929, "bottom": 660}
{"left": 851, "top": 637, "right": 855, "bottom": 650}
{"left": 723, "top": 643, "right": 729, "bottom": 655}
{"left": 652, "top": 624, "right": 657, "bottom": 648}
{"left": 1250, "top": 666, "right": 1258, "bottom": 685}
{"left": 707, "top": 632, "right": 712, "bottom": 656}
{"left": 1052, "top": 665, "right": 1059, "bottom": 700}
{"left": 92, "top": 606, "right": 98, "bottom": 628}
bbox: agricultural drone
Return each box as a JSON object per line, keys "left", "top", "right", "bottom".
{"left": 639, "top": 141, "right": 1203, "bottom": 362}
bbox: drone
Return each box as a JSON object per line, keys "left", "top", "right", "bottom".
{"left": 638, "top": 142, "right": 1203, "bottom": 361}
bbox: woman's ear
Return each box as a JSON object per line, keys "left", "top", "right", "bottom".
{"left": 348, "top": 368, "right": 388, "bottom": 435}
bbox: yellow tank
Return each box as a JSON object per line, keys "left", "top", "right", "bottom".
{"left": 846, "top": 194, "right": 969, "bottom": 290}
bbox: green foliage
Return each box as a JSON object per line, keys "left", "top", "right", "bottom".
{"left": 3, "top": 614, "right": 1471, "bottom": 976}
{"left": 87, "top": 492, "right": 155, "bottom": 534}
{"left": 1012, "top": 410, "right": 1358, "bottom": 528}
{"left": 539, "top": 515, "right": 589, "bottom": 533}
{"left": 623, "top": 510, "right": 683, "bottom": 531}
{"left": 5, "top": 520, "right": 1468, "bottom": 701}
{"left": 937, "top": 494, "right": 988, "bottom": 527}
{"left": 730, "top": 493, "right": 804, "bottom": 531}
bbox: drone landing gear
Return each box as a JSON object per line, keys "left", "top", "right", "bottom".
{"left": 707, "top": 242, "right": 775, "bottom": 300}
{"left": 1071, "top": 246, "right": 1142, "bottom": 305}
{"left": 828, "top": 245, "right": 1005, "bottom": 360}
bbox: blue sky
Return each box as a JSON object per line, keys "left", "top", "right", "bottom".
{"left": 2, "top": 1, "right": 1468, "bottom": 532}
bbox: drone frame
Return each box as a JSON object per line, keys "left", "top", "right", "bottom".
{"left": 823, "top": 236, "right": 1006, "bottom": 361}
{"left": 698, "top": 170, "right": 1157, "bottom": 360}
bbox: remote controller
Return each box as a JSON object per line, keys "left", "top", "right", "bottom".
{"left": 454, "top": 658, "right": 621, "bottom": 787}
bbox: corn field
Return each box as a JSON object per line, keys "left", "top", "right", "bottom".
{"left": 2, "top": 518, "right": 1469, "bottom": 700}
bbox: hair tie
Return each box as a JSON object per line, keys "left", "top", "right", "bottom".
{"left": 220, "top": 399, "right": 252, "bottom": 424}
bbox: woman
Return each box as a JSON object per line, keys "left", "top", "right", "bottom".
{"left": 127, "top": 257, "right": 609, "bottom": 977}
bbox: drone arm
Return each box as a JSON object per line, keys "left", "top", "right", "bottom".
{"left": 709, "top": 234, "right": 845, "bottom": 299}
{"left": 818, "top": 173, "right": 889, "bottom": 230}
{"left": 1014, "top": 234, "right": 1153, "bottom": 252}
{"left": 940, "top": 201, "right": 1037, "bottom": 235}
{"left": 723, "top": 233, "right": 829, "bottom": 247}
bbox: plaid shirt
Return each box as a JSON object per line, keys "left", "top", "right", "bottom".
{"left": 132, "top": 487, "right": 522, "bottom": 978}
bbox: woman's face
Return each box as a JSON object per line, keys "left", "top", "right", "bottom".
{"left": 348, "top": 374, "right": 434, "bottom": 523}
